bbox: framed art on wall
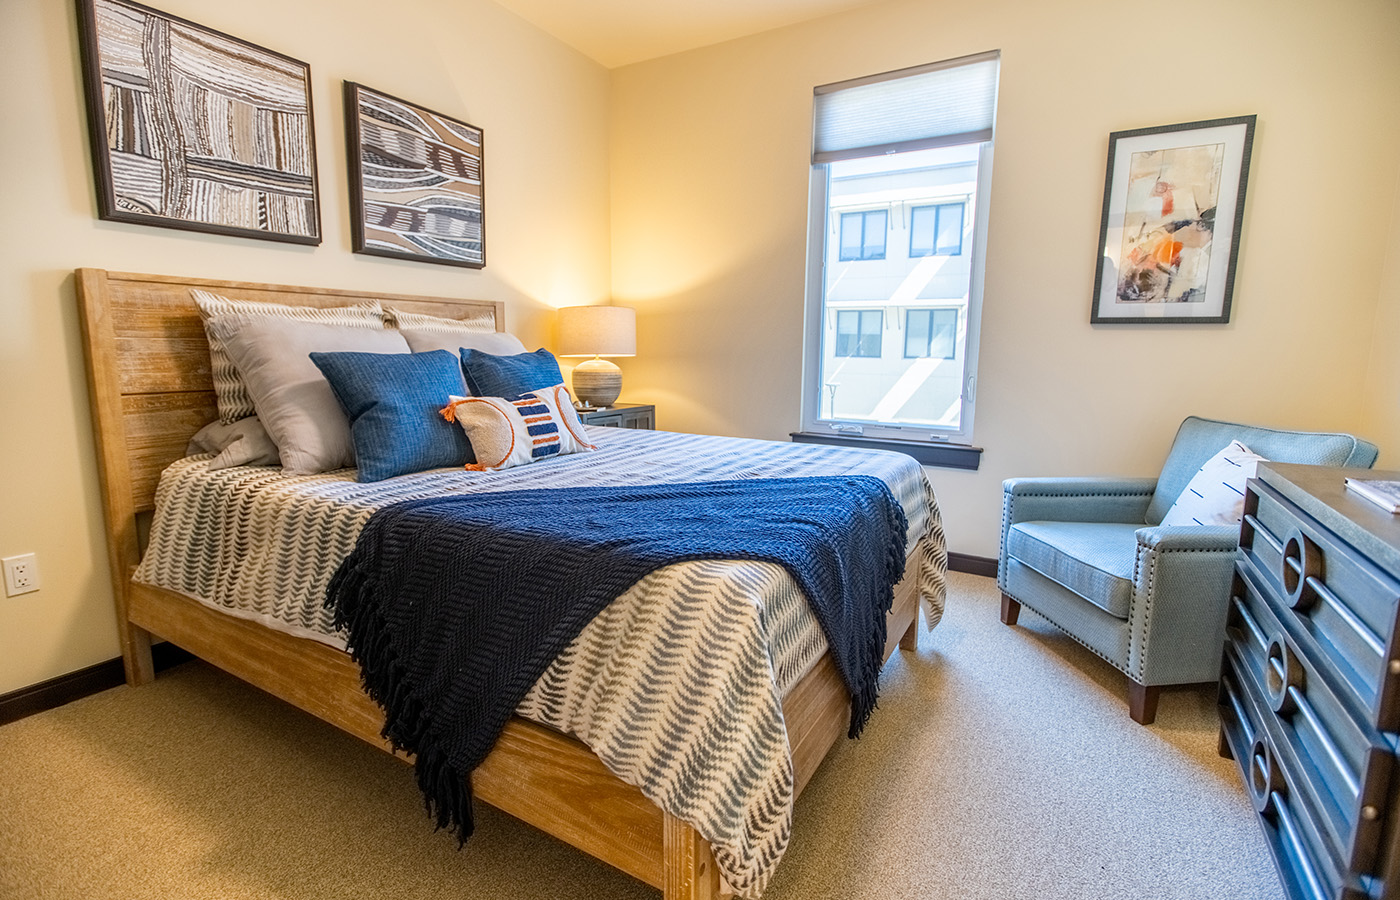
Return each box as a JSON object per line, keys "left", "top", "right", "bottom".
{"left": 344, "top": 82, "right": 485, "bottom": 268}
{"left": 1090, "top": 115, "right": 1255, "bottom": 324}
{"left": 76, "top": 0, "right": 321, "bottom": 244}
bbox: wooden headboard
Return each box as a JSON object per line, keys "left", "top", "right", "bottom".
{"left": 75, "top": 268, "right": 505, "bottom": 633}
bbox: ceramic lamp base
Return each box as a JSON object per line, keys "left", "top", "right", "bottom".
{"left": 571, "top": 357, "right": 622, "bottom": 408}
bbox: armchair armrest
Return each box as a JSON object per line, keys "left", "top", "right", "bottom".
{"left": 1002, "top": 476, "right": 1158, "bottom": 527}
{"left": 1135, "top": 524, "right": 1240, "bottom": 552}
{"left": 1127, "top": 524, "right": 1242, "bottom": 686}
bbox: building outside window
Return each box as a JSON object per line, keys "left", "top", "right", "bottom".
{"left": 802, "top": 51, "right": 999, "bottom": 446}
{"left": 909, "top": 203, "right": 963, "bottom": 257}
{"left": 905, "top": 308, "right": 958, "bottom": 359}
{"left": 838, "top": 209, "right": 888, "bottom": 260}
{"left": 835, "top": 309, "right": 883, "bottom": 357}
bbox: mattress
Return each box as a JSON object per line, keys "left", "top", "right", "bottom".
{"left": 134, "top": 426, "right": 946, "bottom": 896}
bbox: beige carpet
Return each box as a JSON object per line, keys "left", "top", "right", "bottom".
{"left": 0, "top": 573, "right": 1281, "bottom": 899}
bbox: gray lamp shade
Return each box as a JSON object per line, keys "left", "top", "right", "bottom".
{"left": 556, "top": 306, "right": 636, "bottom": 357}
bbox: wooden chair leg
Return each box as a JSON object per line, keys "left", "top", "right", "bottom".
{"left": 664, "top": 813, "right": 721, "bottom": 900}
{"left": 999, "top": 593, "right": 1020, "bottom": 626}
{"left": 1127, "top": 681, "right": 1161, "bottom": 725}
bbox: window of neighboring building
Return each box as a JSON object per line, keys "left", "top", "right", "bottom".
{"left": 801, "top": 50, "right": 999, "bottom": 447}
{"left": 909, "top": 203, "right": 964, "bottom": 257}
{"left": 838, "top": 210, "right": 888, "bottom": 260}
{"left": 904, "top": 308, "right": 958, "bottom": 359}
{"left": 835, "top": 309, "right": 882, "bottom": 357}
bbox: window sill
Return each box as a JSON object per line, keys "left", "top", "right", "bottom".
{"left": 789, "top": 431, "right": 982, "bottom": 470}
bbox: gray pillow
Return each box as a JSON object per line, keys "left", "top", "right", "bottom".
{"left": 192, "top": 289, "right": 387, "bottom": 423}
{"left": 399, "top": 328, "right": 527, "bottom": 358}
{"left": 186, "top": 417, "right": 281, "bottom": 469}
{"left": 206, "top": 315, "right": 409, "bottom": 475}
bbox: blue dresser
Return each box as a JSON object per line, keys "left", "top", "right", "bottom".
{"left": 1221, "top": 462, "right": 1400, "bottom": 899}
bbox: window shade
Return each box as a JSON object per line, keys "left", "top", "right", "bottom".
{"left": 813, "top": 51, "right": 1000, "bottom": 163}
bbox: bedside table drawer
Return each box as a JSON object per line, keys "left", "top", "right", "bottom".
{"left": 1227, "top": 563, "right": 1395, "bottom": 878}
{"left": 1241, "top": 480, "right": 1400, "bottom": 729}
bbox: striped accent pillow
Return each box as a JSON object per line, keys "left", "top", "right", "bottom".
{"left": 1160, "top": 439, "right": 1267, "bottom": 526}
{"left": 442, "top": 384, "right": 596, "bottom": 473}
{"left": 383, "top": 305, "right": 497, "bottom": 333}
{"left": 191, "top": 289, "right": 387, "bottom": 423}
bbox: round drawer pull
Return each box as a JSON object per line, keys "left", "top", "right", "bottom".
{"left": 1249, "top": 738, "right": 1284, "bottom": 814}
{"left": 1265, "top": 636, "right": 1304, "bottom": 715}
{"left": 1363, "top": 805, "right": 1380, "bottom": 821}
{"left": 1282, "top": 529, "right": 1321, "bottom": 610}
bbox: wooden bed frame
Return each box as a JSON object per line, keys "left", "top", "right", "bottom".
{"left": 74, "top": 267, "right": 921, "bottom": 899}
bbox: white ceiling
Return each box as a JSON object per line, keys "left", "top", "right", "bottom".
{"left": 490, "top": 0, "right": 892, "bottom": 68}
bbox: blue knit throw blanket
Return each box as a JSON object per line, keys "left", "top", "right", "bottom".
{"left": 325, "top": 475, "right": 908, "bottom": 841}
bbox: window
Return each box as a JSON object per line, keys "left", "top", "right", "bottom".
{"left": 835, "top": 309, "right": 882, "bottom": 357}
{"left": 838, "top": 210, "right": 888, "bottom": 260}
{"left": 801, "top": 51, "right": 999, "bottom": 447}
{"left": 910, "top": 203, "right": 963, "bottom": 257}
{"left": 905, "top": 309, "right": 958, "bottom": 359}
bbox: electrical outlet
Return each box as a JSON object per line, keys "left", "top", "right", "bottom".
{"left": 3, "top": 554, "right": 39, "bottom": 596}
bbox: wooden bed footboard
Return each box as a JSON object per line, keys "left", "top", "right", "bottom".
{"left": 75, "top": 267, "right": 924, "bottom": 900}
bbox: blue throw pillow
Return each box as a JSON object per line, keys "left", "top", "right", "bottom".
{"left": 311, "top": 349, "right": 473, "bottom": 482}
{"left": 460, "top": 347, "right": 564, "bottom": 398}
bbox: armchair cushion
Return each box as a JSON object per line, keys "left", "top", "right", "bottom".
{"left": 1006, "top": 522, "right": 1140, "bottom": 618}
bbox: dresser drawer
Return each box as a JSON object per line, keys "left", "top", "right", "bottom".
{"left": 1241, "top": 479, "right": 1400, "bottom": 729}
{"left": 1220, "top": 658, "right": 1370, "bottom": 900}
{"left": 1228, "top": 563, "right": 1394, "bottom": 881}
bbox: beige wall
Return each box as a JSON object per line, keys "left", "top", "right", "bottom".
{"left": 0, "top": 0, "right": 611, "bottom": 693}
{"left": 611, "top": 0, "right": 1400, "bottom": 558}
{"left": 1364, "top": 168, "right": 1400, "bottom": 462}
{"left": 6, "top": 0, "right": 1400, "bottom": 695}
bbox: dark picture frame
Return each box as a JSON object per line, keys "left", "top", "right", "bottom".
{"left": 1090, "top": 115, "right": 1255, "bottom": 324}
{"left": 76, "top": 0, "right": 321, "bottom": 244}
{"left": 344, "top": 82, "right": 485, "bottom": 268}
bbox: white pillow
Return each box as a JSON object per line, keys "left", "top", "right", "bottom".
{"left": 384, "top": 305, "right": 525, "bottom": 357}
{"left": 442, "top": 384, "right": 595, "bottom": 473}
{"left": 205, "top": 314, "right": 409, "bottom": 475}
{"left": 1161, "top": 440, "right": 1267, "bottom": 526}
{"left": 186, "top": 417, "right": 281, "bottom": 469}
{"left": 192, "top": 289, "right": 387, "bottom": 423}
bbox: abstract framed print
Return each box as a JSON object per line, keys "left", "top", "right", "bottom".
{"left": 344, "top": 82, "right": 485, "bottom": 268}
{"left": 1090, "top": 115, "right": 1255, "bottom": 324}
{"left": 76, "top": 0, "right": 321, "bottom": 244}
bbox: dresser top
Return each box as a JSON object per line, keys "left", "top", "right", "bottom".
{"left": 1259, "top": 462, "right": 1400, "bottom": 574}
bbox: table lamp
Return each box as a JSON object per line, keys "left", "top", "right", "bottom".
{"left": 556, "top": 305, "right": 636, "bottom": 409}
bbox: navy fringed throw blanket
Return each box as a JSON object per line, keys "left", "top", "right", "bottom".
{"left": 325, "top": 475, "right": 908, "bottom": 841}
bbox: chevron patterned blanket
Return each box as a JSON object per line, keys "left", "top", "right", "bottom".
{"left": 134, "top": 427, "right": 946, "bottom": 896}
{"left": 326, "top": 476, "right": 908, "bottom": 845}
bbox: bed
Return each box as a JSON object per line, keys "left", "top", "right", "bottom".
{"left": 74, "top": 267, "right": 947, "bottom": 899}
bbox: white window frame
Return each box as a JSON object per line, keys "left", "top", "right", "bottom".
{"left": 801, "top": 140, "right": 994, "bottom": 445}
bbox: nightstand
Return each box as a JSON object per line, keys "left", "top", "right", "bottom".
{"left": 577, "top": 403, "right": 655, "bottom": 430}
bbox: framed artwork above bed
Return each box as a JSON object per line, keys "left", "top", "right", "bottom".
{"left": 75, "top": 0, "right": 322, "bottom": 244}
{"left": 344, "top": 82, "right": 486, "bottom": 268}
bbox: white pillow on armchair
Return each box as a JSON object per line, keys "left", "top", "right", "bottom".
{"left": 1160, "top": 439, "right": 1267, "bottom": 527}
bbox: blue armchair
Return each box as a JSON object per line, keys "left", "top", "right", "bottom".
{"left": 997, "top": 416, "right": 1377, "bottom": 724}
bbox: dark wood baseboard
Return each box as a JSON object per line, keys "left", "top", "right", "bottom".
{"left": 948, "top": 552, "right": 998, "bottom": 578}
{"left": 0, "top": 643, "right": 193, "bottom": 727}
